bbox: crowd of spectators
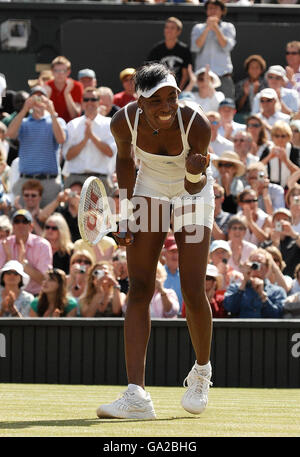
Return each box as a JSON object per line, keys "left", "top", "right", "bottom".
{"left": 1, "top": 1, "right": 300, "bottom": 319}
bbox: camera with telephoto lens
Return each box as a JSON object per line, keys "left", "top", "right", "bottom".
{"left": 258, "top": 171, "right": 265, "bottom": 181}
{"left": 92, "top": 269, "right": 105, "bottom": 279}
{"left": 250, "top": 261, "right": 261, "bottom": 271}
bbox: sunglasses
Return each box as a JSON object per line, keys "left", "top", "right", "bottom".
{"left": 233, "top": 138, "right": 245, "bottom": 143}
{"left": 45, "top": 225, "right": 58, "bottom": 231}
{"left": 72, "top": 259, "right": 92, "bottom": 265}
{"left": 218, "top": 163, "right": 234, "bottom": 168}
{"left": 241, "top": 199, "right": 258, "bottom": 203}
{"left": 210, "top": 120, "right": 219, "bottom": 125}
{"left": 83, "top": 97, "right": 99, "bottom": 102}
{"left": 214, "top": 194, "right": 222, "bottom": 199}
{"left": 23, "top": 193, "right": 40, "bottom": 198}
{"left": 13, "top": 218, "right": 30, "bottom": 225}
{"left": 260, "top": 99, "right": 274, "bottom": 103}
{"left": 267, "top": 75, "right": 282, "bottom": 80}
{"left": 273, "top": 134, "right": 288, "bottom": 138}
{"left": 247, "top": 123, "right": 261, "bottom": 128}
{"left": 53, "top": 69, "right": 68, "bottom": 74}
{"left": 286, "top": 51, "right": 299, "bottom": 55}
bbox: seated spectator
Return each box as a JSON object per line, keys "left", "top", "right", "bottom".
{"left": 80, "top": 261, "right": 125, "bottom": 317}
{"left": 0, "top": 209, "right": 52, "bottom": 296}
{"left": 0, "top": 215, "right": 12, "bottom": 241}
{"left": 206, "top": 111, "right": 234, "bottom": 160}
{"left": 0, "top": 260, "right": 33, "bottom": 317}
{"left": 113, "top": 68, "right": 137, "bottom": 108}
{"left": 245, "top": 162, "right": 285, "bottom": 215}
{"left": 46, "top": 55, "right": 83, "bottom": 123}
{"left": 112, "top": 248, "right": 129, "bottom": 295}
{"left": 162, "top": 236, "right": 182, "bottom": 312}
{"left": 246, "top": 114, "right": 272, "bottom": 158}
{"left": 290, "top": 263, "right": 300, "bottom": 294}
{"left": 43, "top": 213, "right": 73, "bottom": 274}
{"left": 255, "top": 88, "right": 290, "bottom": 134}
{"left": 6, "top": 85, "right": 66, "bottom": 207}
{"left": 29, "top": 268, "right": 77, "bottom": 317}
{"left": 39, "top": 183, "right": 82, "bottom": 243}
{"left": 237, "top": 189, "right": 271, "bottom": 246}
{"left": 211, "top": 182, "right": 232, "bottom": 241}
{"left": 13, "top": 179, "right": 45, "bottom": 236}
{"left": 260, "top": 121, "right": 300, "bottom": 189}
{"left": 268, "top": 208, "right": 300, "bottom": 278}
{"left": 98, "top": 86, "right": 120, "bottom": 118}
{"left": 77, "top": 68, "right": 97, "bottom": 90}
{"left": 209, "top": 239, "right": 243, "bottom": 290}
{"left": 73, "top": 235, "right": 116, "bottom": 265}
{"left": 290, "top": 119, "right": 300, "bottom": 151}
{"left": 218, "top": 98, "right": 245, "bottom": 141}
{"left": 285, "top": 40, "right": 300, "bottom": 95}
{"left": 62, "top": 86, "right": 117, "bottom": 194}
{"left": 148, "top": 261, "right": 179, "bottom": 318}
{"left": 285, "top": 184, "right": 300, "bottom": 234}
{"left": 182, "top": 65, "right": 225, "bottom": 112}
{"left": 232, "top": 130, "right": 258, "bottom": 174}
{"left": 282, "top": 291, "right": 300, "bottom": 319}
{"left": 224, "top": 248, "right": 286, "bottom": 318}
{"left": 252, "top": 65, "right": 299, "bottom": 117}
{"left": 235, "top": 54, "right": 267, "bottom": 123}
{"left": 265, "top": 245, "right": 293, "bottom": 294}
{"left": 212, "top": 151, "right": 245, "bottom": 213}
{"left": 227, "top": 215, "right": 257, "bottom": 273}
{"left": 67, "top": 250, "right": 94, "bottom": 300}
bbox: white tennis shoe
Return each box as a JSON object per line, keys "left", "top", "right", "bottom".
{"left": 181, "top": 361, "right": 212, "bottom": 415}
{"left": 97, "top": 384, "right": 156, "bottom": 420}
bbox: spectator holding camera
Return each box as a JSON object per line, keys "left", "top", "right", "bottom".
{"left": 245, "top": 162, "right": 285, "bottom": 216}
{"left": 80, "top": 262, "right": 125, "bottom": 317}
{"left": 209, "top": 239, "right": 243, "bottom": 290}
{"left": 67, "top": 250, "right": 94, "bottom": 301}
{"left": 265, "top": 245, "right": 293, "bottom": 294}
{"left": 43, "top": 213, "right": 73, "bottom": 274}
{"left": 224, "top": 248, "right": 286, "bottom": 318}
{"left": 6, "top": 85, "right": 66, "bottom": 207}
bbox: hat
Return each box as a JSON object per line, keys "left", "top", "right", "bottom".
{"left": 266, "top": 65, "right": 288, "bottom": 83}
{"left": 12, "top": 209, "right": 33, "bottom": 223}
{"left": 212, "top": 150, "right": 246, "bottom": 177}
{"left": 272, "top": 208, "right": 292, "bottom": 220}
{"left": 258, "top": 88, "right": 278, "bottom": 101}
{"left": 195, "top": 67, "right": 221, "bottom": 89}
{"left": 163, "top": 236, "right": 178, "bottom": 251}
{"left": 28, "top": 70, "right": 53, "bottom": 88}
{"left": 136, "top": 73, "right": 181, "bottom": 99}
{"left": 206, "top": 264, "right": 219, "bottom": 278}
{"left": 218, "top": 98, "right": 236, "bottom": 109}
{"left": 30, "top": 85, "right": 48, "bottom": 97}
{"left": 210, "top": 240, "right": 232, "bottom": 254}
{"left": 78, "top": 68, "right": 96, "bottom": 80}
{"left": 0, "top": 260, "right": 30, "bottom": 288}
{"left": 119, "top": 68, "right": 136, "bottom": 81}
{"left": 290, "top": 120, "right": 300, "bottom": 132}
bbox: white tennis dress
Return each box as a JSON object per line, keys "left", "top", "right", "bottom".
{"left": 124, "top": 103, "right": 215, "bottom": 229}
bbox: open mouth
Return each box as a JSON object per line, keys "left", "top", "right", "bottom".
{"left": 158, "top": 114, "right": 172, "bottom": 121}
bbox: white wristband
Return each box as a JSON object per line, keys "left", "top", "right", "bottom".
{"left": 185, "top": 170, "right": 202, "bottom": 183}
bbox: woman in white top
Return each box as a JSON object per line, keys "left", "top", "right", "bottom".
{"left": 227, "top": 216, "right": 257, "bottom": 273}
{"left": 182, "top": 65, "right": 225, "bottom": 113}
{"left": 97, "top": 63, "right": 214, "bottom": 420}
{"left": 286, "top": 184, "right": 300, "bottom": 234}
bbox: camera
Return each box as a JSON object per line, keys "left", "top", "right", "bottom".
{"left": 275, "top": 221, "right": 282, "bottom": 232}
{"left": 69, "top": 191, "right": 77, "bottom": 198}
{"left": 79, "top": 265, "right": 86, "bottom": 274}
{"left": 258, "top": 171, "right": 265, "bottom": 181}
{"left": 293, "top": 196, "right": 300, "bottom": 205}
{"left": 92, "top": 269, "right": 105, "bottom": 279}
{"left": 250, "top": 261, "right": 261, "bottom": 271}
{"left": 222, "top": 258, "right": 228, "bottom": 265}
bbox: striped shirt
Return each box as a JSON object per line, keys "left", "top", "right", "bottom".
{"left": 18, "top": 113, "right": 66, "bottom": 175}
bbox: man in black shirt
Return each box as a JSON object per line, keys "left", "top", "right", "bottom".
{"left": 146, "top": 17, "right": 192, "bottom": 90}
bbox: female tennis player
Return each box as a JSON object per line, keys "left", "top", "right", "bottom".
{"left": 97, "top": 63, "right": 214, "bottom": 419}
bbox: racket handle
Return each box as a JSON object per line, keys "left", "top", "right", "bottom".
{"left": 112, "top": 227, "right": 134, "bottom": 246}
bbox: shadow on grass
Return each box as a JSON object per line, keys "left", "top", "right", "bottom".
{"left": 0, "top": 416, "right": 198, "bottom": 430}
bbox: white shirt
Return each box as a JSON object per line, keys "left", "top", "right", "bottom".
{"left": 257, "top": 111, "right": 290, "bottom": 128}
{"left": 219, "top": 121, "right": 246, "bottom": 138}
{"left": 193, "top": 90, "right": 225, "bottom": 113}
{"left": 62, "top": 114, "right": 117, "bottom": 175}
{"left": 267, "top": 142, "right": 293, "bottom": 187}
{"left": 252, "top": 87, "right": 300, "bottom": 115}
{"left": 0, "top": 73, "right": 6, "bottom": 108}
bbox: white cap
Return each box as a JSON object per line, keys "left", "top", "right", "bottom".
{"left": 0, "top": 260, "right": 30, "bottom": 288}
{"left": 206, "top": 264, "right": 219, "bottom": 278}
{"left": 266, "top": 65, "right": 288, "bottom": 83}
{"left": 259, "top": 88, "right": 278, "bottom": 100}
{"left": 210, "top": 239, "right": 232, "bottom": 254}
{"left": 136, "top": 73, "right": 181, "bottom": 99}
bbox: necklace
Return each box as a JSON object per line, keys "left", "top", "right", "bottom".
{"left": 142, "top": 113, "right": 160, "bottom": 136}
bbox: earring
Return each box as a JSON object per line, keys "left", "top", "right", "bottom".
{"left": 138, "top": 107, "right": 143, "bottom": 114}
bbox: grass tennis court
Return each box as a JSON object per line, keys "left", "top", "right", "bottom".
{"left": 0, "top": 384, "right": 299, "bottom": 437}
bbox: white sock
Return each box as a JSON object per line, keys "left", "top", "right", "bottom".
{"left": 128, "top": 384, "right": 146, "bottom": 396}
{"left": 195, "top": 361, "right": 211, "bottom": 373}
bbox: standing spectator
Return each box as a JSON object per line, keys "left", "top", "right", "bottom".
{"left": 260, "top": 121, "right": 300, "bottom": 189}
{"left": 0, "top": 209, "right": 52, "bottom": 295}
{"left": 190, "top": 0, "right": 236, "bottom": 98}
{"left": 62, "top": 86, "right": 117, "bottom": 193}
{"left": 77, "top": 68, "right": 97, "bottom": 90}
{"left": 224, "top": 248, "right": 286, "bottom": 318}
{"left": 46, "top": 55, "right": 83, "bottom": 123}
{"left": 6, "top": 85, "right": 66, "bottom": 207}
{"left": 27, "top": 70, "right": 53, "bottom": 93}
{"left": 0, "top": 260, "right": 33, "bottom": 317}
{"left": 29, "top": 268, "right": 77, "bottom": 317}
{"left": 235, "top": 54, "right": 267, "bottom": 123}
{"left": 162, "top": 236, "right": 182, "bottom": 312}
{"left": 43, "top": 213, "right": 73, "bottom": 274}
{"left": 98, "top": 87, "right": 120, "bottom": 118}
{"left": 211, "top": 182, "right": 232, "bottom": 241}
{"left": 206, "top": 111, "right": 234, "bottom": 158}
{"left": 252, "top": 65, "right": 299, "bottom": 116}
{"left": 285, "top": 41, "right": 300, "bottom": 95}
{"left": 245, "top": 162, "right": 285, "bottom": 215}
{"left": 227, "top": 215, "right": 257, "bottom": 273}
{"left": 147, "top": 17, "right": 192, "bottom": 90}
{"left": 218, "top": 98, "right": 245, "bottom": 141}
{"left": 113, "top": 68, "right": 137, "bottom": 108}
{"left": 245, "top": 114, "right": 272, "bottom": 158}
